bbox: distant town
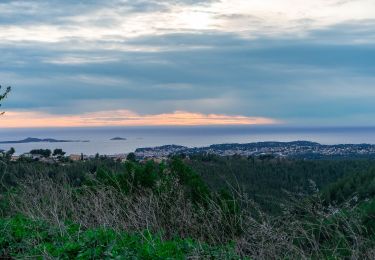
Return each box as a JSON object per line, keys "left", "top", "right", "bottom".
{"left": 3, "top": 141, "right": 375, "bottom": 163}
{"left": 134, "top": 141, "right": 375, "bottom": 160}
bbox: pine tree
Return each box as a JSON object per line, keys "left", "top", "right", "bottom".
{"left": 0, "top": 85, "right": 11, "bottom": 115}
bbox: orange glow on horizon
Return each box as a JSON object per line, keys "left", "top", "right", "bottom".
{"left": 0, "top": 110, "right": 279, "bottom": 128}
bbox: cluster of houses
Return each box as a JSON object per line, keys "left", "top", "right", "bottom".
{"left": 1, "top": 147, "right": 169, "bottom": 164}
{"left": 0, "top": 150, "right": 129, "bottom": 164}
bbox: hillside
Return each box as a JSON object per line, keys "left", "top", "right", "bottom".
{"left": 187, "top": 154, "right": 375, "bottom": 213}
{"left": 1, "top": 156, "right": 374, "bottom": 258}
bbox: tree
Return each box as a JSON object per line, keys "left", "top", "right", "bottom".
{"left": 0, "top": 85, "right": 11, "bottom": 115}
{"left": 5, "top": 147, "right": 15, "bottom": 160}
{"left": 30, "top": 149, "right": 52, "bottom": 158}
{"left": 7, "top": 147, "right": 15, "bottom": 155}
{"left": 53, "top": 149, "right": 66, "bottom": 157}
{"left": 126, "top": 152, "right": 136, "bottom": 162}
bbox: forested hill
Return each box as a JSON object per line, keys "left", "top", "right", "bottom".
{"left": 187, "top": 154, "right": 375, "bottom": 213}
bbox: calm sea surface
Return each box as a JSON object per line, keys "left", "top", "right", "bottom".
{"left": 1, "top": 126, "right": 375, "bottom": 155}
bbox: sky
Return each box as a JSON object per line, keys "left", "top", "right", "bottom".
{"left": 0, "top": 0, "right": 374, "bottom": 128}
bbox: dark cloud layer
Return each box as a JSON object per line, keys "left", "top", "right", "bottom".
{"left": 0, "top": 1, "right": 374, "bottom": 125}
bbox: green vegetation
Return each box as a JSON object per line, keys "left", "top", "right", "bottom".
{"left": 188, "top": 154, "right": 375, "bottom": 212}
{"left": 53, "top": 148, "right": 66, "bottom": 157}
{"left": 30, "top": 149, "right": 52, "bottom": 158}
{"left": 126, "top": 152, "right": 136, "bottom": 162}
{"left": 1, "top": 155, "right": 375, "bottom": 258}
{"left": 0, "top": 216, "right": 238, "bottom": 259}
{"left": 323, "top": 168, "right": 375, "bottom": 204}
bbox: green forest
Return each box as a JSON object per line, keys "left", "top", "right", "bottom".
{"left": 1, "top": 154, "right": 374, "bottom": 259}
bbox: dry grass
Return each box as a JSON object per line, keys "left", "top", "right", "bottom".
{"left": 7, "top": 173, "right": 375, "bottom": 259}
{"left": 8, "top": 174, "right": 238, "bottom": 243}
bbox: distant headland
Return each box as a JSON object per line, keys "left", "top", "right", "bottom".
{"left": 0, "top": 137, "right": 89, "bottom": 144}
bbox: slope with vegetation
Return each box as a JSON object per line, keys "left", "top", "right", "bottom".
{"left": 0, "top": 154, "right": 374, "bottom": 258}
{"left": 188, "top": 154, "right": 375, "bottom": 213}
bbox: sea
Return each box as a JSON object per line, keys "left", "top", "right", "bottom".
{"left": 1, "top": 126, "right": 375, "bottom": 156}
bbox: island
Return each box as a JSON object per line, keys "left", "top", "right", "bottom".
{"left": 0, "top": 137, "right": 89, "bottom": 144}
{"left": 110, "top": 137, "right": 127, "bottom": 141}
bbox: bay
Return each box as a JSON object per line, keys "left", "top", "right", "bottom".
{"left": 1, "top": 126, "right": 375, "bottom": 155}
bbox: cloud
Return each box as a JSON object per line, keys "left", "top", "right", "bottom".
{"left": 0, "top": 110, "right": 278, "bottom": 128}
{"left": 0, "top": 1, "right": 374, "bottom": 126}
{"left": 0, "top": 23, "right": 374, "bottom": 126}
{"left": 1, "top": 0, "right": 374, "bottom": 43}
